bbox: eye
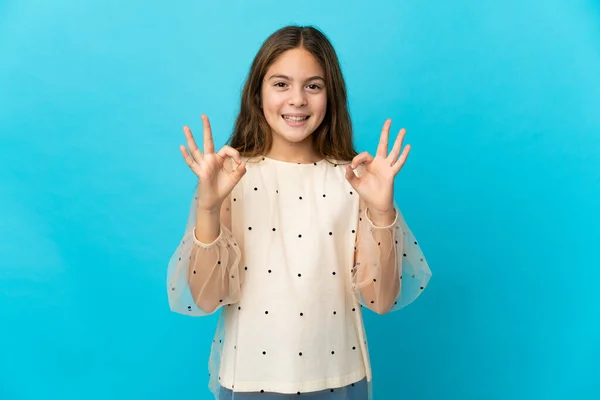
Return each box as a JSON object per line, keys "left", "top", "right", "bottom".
{"left": 307, "top": 84, "right": 322, "bottom": 90}
{"left": 274, "top": 82, "right": 288, "bottom": 88}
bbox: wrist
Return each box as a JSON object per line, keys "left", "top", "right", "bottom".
{"left": 367, "top": 202, "right": 395, "bottom": 216}
{"left": 368, "top": 206, "right": 394, "bottom": 215}
{"left": 366, "top": 206, "right": 396, "bottom": 227}
{"left": 197, "top": 203, "right": 221, "bottom": 215}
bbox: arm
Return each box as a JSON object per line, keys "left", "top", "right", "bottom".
{"left": 352, "top": 196, "right": 431, "bottom": 314}
{"left": 188, "top": 193, "right": 242, "bottom": 313}
{"left": 353, "top": 197, "right": 401, "bottom": 314}
{"left": 346, "top": 120, "right": 431, "bottom": 314}
{"left": 167, "top": 185, "right": 243, "bottom": 316}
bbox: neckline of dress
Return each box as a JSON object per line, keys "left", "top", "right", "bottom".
{"left": 260, "top": 156, "right": 327, "bottom": 166}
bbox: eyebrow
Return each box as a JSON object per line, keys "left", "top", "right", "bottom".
{"left": 268, "top": 74, "right": 325, "bottom": 82}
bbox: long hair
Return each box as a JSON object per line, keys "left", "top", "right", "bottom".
{"left": 228, "top": 25, "right": 358, "bottom": 164}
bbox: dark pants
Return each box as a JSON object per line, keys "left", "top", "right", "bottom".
{"left": 218, "top": 378, "right": 368, "bottom": 400}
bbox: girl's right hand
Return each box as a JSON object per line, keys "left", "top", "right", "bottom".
{"left": 180, "top": 115, "right": 247, "bottom": 212}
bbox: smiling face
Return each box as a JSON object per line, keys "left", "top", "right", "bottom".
{"left": 260, "top": 47, "right": 328, "bottom": 156}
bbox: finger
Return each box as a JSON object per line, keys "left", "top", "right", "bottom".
{"left": 202, "top": 115, "right": 215, "bottom": 154}
{"left": 351, "top": 151, "right": 374, "bottom": 168}
{"left": 376, "top": 119, "right": 392, "bottom": 157}
{"left": 183, "top": 126, "right": 203, "bottom": 162}
{"left": 180, "top": 144, "right": 201, "bottom": 175}
{"left": 216, "top": 145, "right": 242, "bottom": 164}
{"left": 232, "top": 160, "right": 247, "bottom": 181}
{"left": 392, "top": 144, "right": 411, "bottom": 173}
{"left": 388, "top": 127, "right": 406, "bottom": 162}
{"left": 345, "top": 164, "right": 359, "bottom": 186}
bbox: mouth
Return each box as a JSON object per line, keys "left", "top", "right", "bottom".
{"left": 282, "top": 115, "right": 310, "bottom": 122}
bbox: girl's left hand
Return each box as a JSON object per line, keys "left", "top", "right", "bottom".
{"left": 345, "top": 119, "right": 411, "bottom": 213}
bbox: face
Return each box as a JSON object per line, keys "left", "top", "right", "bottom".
{"left": 261, "top": 47, "right": 328, "bottom": 147}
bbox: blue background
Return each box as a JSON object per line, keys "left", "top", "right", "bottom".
{"left": 1, "top": 0, "right": 599, "bottom": 399}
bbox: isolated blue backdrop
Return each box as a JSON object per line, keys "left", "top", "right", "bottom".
{"left": 1, "top": 0, "right": 599, "bottom": 399}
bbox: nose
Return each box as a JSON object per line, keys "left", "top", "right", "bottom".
{"left": 288, "top": 86, "right": 307, "bottom": 107}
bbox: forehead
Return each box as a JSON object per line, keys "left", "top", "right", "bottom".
{"left": 265, "top": 48, "right": 324, "bottom": 78}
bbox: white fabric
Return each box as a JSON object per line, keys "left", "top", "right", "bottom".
{"left": 167, "top": 156, "right": 432, "bottom": 399}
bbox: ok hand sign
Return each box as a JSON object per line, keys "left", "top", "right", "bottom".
{"left": 180, "top": 115, "right": 247, "bottom": 212}
{"left": 345, "top": 119, "right": 411, "bottom": 213}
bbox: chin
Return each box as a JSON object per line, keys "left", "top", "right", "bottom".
{"left": 276, "top": 125, "right": 316, "bottom": 143}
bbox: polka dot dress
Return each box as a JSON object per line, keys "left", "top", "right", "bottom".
{"left": 166, "top": 156, "right": 432, "bottom": 398}
{"left": 216, "top": 157, "right": 365, "bottom": 393}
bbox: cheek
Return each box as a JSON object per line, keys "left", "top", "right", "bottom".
{"left": 315, "top": 95, "right": 328, "bottom": 115}
{"left": 262, "top": 93, "right": 283, "bottom": 114}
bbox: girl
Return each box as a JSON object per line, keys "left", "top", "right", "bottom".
{"left": 167, "top": 25, "right": 431, "bottom": 400}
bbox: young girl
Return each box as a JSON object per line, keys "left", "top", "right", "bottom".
{"left": 167, "top": 25, "right": 431, "bottom": 400}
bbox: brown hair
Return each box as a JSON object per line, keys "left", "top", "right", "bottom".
{"left": 227, "top": 25, "right": 358, "bottom": 164}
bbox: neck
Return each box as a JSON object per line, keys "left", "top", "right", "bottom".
{"left": 266, "top": 136, "right": 320, "bottom": 163}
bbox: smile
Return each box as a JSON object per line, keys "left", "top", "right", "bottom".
{"left": 282, "top": 115, "right": 309, "bottom": 121}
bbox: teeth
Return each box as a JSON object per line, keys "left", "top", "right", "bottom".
{"left": 283, "top": 115, "right": 308, "bottom": 121}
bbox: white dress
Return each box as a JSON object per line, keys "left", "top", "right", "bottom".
{"left": 167, "top": 156, "right": 431, "bottom": 399}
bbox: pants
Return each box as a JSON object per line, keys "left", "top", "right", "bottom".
{"left": 218, "top": 378, "right": 368, "bottom": 400}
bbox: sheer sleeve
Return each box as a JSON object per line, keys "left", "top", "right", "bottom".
{"left": 166, "top": 185, "right": 243, "bottom": 316}
{"left": 352, "top": 196, "right": 431, "bottom": 314}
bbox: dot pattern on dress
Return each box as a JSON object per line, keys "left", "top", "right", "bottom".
{"left": 210, "top": 173, "right": 417, "bottom": 387}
